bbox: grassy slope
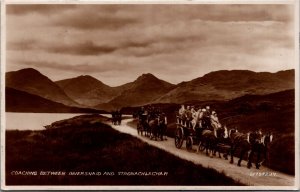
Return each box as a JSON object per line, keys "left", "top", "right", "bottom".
{"left": 6, "top": 115, "right": 241, "bottom": 186}
{"left": 125, "top": 90, "right": 295, "bottom": 175}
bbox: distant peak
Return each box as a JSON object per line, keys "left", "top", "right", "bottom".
{"left": 17, "top": 68, "right": 40, "bottom": 74}
{"left": 142, "top": 73, "right": 155, "bottom": 76}
{"left": 78, "top": 75, "right": 96, "bottom": 79}
{"left": 137, "top": 73, "right": 157, "bottom": 81}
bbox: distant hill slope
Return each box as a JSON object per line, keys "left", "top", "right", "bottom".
{"left": 155, "top": 69, "right": 294, "bottom": 103}
{"left": 6, "top": 68, "right": 79, "bottom": 107}
{"left": 56, "top": 75, "right": 118, "bottom": 106}
{"left": 5, "top": 87, "right": 103, "bottom": 113}
{"left": 7, "top": 68, "right": 294, "bottom": 111}
{"left": 96, "top": 73, "right": 175, "bottom": 110}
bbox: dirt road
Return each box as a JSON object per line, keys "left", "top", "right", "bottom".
{"left": 108, "top": 118, "right": 294, "bottom": 187}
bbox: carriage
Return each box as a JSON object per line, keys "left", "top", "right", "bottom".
{"left": 174, "top": 115, "right": 206, "bottom": 152}
{"left": 174, "top": 114, "right": 232, "bottom": 159}
{"left": 111, "top": 111, "right": 122, "bottom": 125}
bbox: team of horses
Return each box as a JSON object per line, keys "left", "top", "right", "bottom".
{"left": 137, "top": 114, "right": 168, "bottom": 141}
{"left": 196, "top": 125, "right": 273, "bottom": 169}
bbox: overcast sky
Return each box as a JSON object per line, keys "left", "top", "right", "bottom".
{"left": 6, "top": 4, "right": 295, "bottom": 86}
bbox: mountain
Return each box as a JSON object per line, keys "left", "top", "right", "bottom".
{"left": 96, "top": 73, "right": 175, "bottom": 110}
{"left": 5, "top": 87, "right": 103, "bottom": 113}
{"left": 155, "top": 69, "right": 294, "bottom": 103}
{"left": 6, "top": 68, "right": 79, "bottom": 107}
{"left": 56, "top": 75, "right": 118, "bottom": 106}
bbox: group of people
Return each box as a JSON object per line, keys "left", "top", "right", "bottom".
{"left": 177, "top": 105, "right": 221, "bottom": 131}
{"left": 111, "top": 110, "right": 122, "bottom": 125}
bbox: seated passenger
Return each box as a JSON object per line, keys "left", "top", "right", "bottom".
{"left": 210, "top": 111, "right": 222, "bottom": 129}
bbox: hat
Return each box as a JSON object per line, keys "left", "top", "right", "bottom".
{"left": 206, "top": 106, "right": 210, "bottom": 109}
{"left": 202, "top": 108, "right": 206, "bottom": 112}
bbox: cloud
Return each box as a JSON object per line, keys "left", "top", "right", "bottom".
{"left": 50, "top": 6, "right": 138, "bottom": 30}
{"left": 5, "top": 4, "right": 295, "bottom": 86}
{"left": 47, "top": 41, "right": 117, "bottom": 55}
{"left": 7, "top": 39, "right": 37, "bottom": 50}
{"left": 6, "top": 4, "right": 77, "bottom": 15}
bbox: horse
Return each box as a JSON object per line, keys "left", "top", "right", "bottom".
{"left": 200, "top": 129, "right": 218, "bottom": 157}
{"left": 247, "top": 132, "right": 273, "bottom": 169}
{"left": 148, "top": 118, "right": 160, "bottom": 140}
{"left": 148, "top": 115, "right": 167, "bottom": 141}
{"left": 228, "top": 129, "right": 252, "bottom": 167}
{"left": 212, "top": 126, "right": 229, "bottom": 158}
{"left": 137, "top": 115, "right": 149, "bottom": 136}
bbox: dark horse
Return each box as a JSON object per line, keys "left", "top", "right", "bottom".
{"left": 199, "top": 126, "right": 228, "bottom": 158}
{"left": 229, "top": 129, "right": 251, "bottom": 167}
{"left": 229, "top": 129, "right": 273, "bottom": 169}
{"left": 137, "top": 115, "right": 150, "bottom": 136}
{"left": 212, "top": 126, "right": 229, "bottom": 158}
{"left": 200, "top": 129, "right": 217, "bottom": 157}
{"left": 148, "top": 115, "right": 167, "bottom": 141}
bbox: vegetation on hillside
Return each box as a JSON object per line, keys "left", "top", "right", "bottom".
{"left": 6, "top": 115, "right": 242, "bottom": 186}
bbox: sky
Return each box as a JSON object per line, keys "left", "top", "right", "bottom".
{"left": 6, "top": 3, "right": 296, "bottom": 86}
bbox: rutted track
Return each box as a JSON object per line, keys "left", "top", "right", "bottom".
{"left": 107, "top": 118, "right": 294, "bottom": 186}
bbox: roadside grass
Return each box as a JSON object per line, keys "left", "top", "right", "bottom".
{"left": 6, "top": 115, "right": 242, "bottom": 186}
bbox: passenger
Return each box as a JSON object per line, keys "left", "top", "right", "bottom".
{"left": 138, "top": 107, "right": 145, "bottom": 119}
{"left": 193, "top": 108, "right": 204, "bottom": 130}
{"left": 178, "top": 105, "right": 186, "bottom": 125}
{"left": 185, "top": 106, "right": 193, "bottom": 128}
{"left": 202, "top": 108, "right": 212, "bottom": 129}
{"left": 191, "top": 106, "right": 197, "bottom": 117}
{"left": 138, "top": 107, "right": 147, "bottom": 125}
{"left": 210, "top": 111, "right": 222, "bottom": 129}
{"left": 205, "top": 106, "right": 211, "bottom": 117}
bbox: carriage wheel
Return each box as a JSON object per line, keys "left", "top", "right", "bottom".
{"left": 198, "top": 140, "right": 206, "bottom": 152}
{"left": 186, "top": 136, "right": 193, "bottom": 151}
{"left": 175, "top": 128, "right": 184, "bottom": 148}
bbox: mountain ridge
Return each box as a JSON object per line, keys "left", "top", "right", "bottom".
{"left": 6, "top": 68, "right": 294, "bottom": 111}
{"left": 55, "top": 75, "right": 117, "bottom": 106}
{"left": 6, "top": 68, "right": 80, "bottom": 107}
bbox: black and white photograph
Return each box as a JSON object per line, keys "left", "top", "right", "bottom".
{"left": 1, "top": 1, "right": 299, "bottom": 190}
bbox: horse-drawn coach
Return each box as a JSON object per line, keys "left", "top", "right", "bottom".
{"left": 175, "top": 105, "right": 273, "bottom": 169}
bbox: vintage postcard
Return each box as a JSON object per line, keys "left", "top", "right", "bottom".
{"left": 1, "top": 0, "right": 299, "bottom": 190}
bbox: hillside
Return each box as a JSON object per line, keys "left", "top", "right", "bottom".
{"left": 155, "top": 69, "right": 294, "bottom": 103}
{"left": 6, "top": 68, "right": 79, "bottom": 107}
{"left": 97, "top": 73, "right": 175, "bottom": 110}
{"left": 5, "top": 87, "right": 102, "bottom": 113}
{"left": 56, "top": 75, "right": 118, "bottom": 106}
{"left": 6, "top": 115, "right": 241, "bottom": 185}
{"left": 7, "top": 68, "right": 294, "bottom": 111}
